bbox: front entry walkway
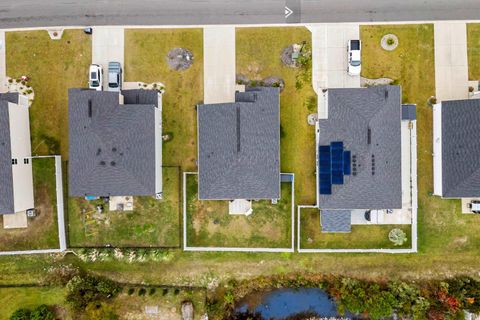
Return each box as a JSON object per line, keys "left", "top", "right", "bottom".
{"left": 434, "top": 22, "right": 469, "bottom": 101}
{"left": 203, "top": 27, "right": 236, "bottom": 104}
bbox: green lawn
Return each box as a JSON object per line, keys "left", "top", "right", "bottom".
{"left": 236, "top": 27, "right": 316, "bottom": 205}
{"left": 467, "top": 23, "right": 480, "bottom": 80}
{"left": 0, "top": 158, "right": 59, "bottom": 250}
{"left": 185, "top": 174, "right": 293, "bottom": 248}
{"left": 6, "top": 30, "right": 91, "bottom": 159}
{"left": 299, "top": 208, "right": 411, "bottom": 249}
{"left": 361, "top": 24, "right": 480, "bottom": 256}
{"left": 67, "top": 167, "right": 180, "bottom": 247}
{"left": 124, "top": 29, "right": 203, "bottom": 172}
{"left": 0, "top": 287, "right": 68, "bottom": 319}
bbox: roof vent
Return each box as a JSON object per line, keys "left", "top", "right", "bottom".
{"left": 96, "top": 148, "right": 102, "bottom": 156}
{"left": 384, "top": 90, "right": 389, "bottom": 99}
{"left": 100, "top": 161, "right": 106, "bottom": 166}
{"left": 367, "top": 127, "right": 371, "bottom": 144}
{"left": 236, "top": 106, "right": 241, "bottom": 153}
{"left": 110, "top": 161, "right": 116, "bottom": 167}
{"left": 88, "top": 99, "right": 92, "bottom": 117}
{"left": 112, "top": 147, "right": 117, "bottom": 152}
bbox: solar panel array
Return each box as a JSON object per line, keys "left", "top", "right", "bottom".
{"left": 319, "top": 142, "right": 352, "bottom": 195}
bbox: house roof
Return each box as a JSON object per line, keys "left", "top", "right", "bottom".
{"left": 68, "top": 89, "right": 159, "bottom": 197}
{"left": 197, "top": 87, "right": 280, "bottom": 200}
{"left": 441, "top": 99, "right": 480, "bottom": 197}
{"left": 317, "top": 86, "right": 402, "bottom": 209}
{"left": 0, "top": 93, "right": 20, "bottom": 214}
{"left": 321, "top": 210, "right": 351, "bottom": 232}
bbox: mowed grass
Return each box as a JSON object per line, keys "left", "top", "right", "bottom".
{"left": 67, "top": 167, "right": 180, "bottom": 247}
{"left": 299, "top": 208, "right": 411, "bottom": 249}
{"left": 236, "top": 27, "right": 316, "bottom": 205}
{"left": 0, "top": 287, "right": 67, "bottom": 319}
{"left": 6, "top": 30, "right": 91, "bottom": 159}
{"left": 0, "top": 158, "right": 59, "bottom": 250}
{"left": 361, "top": 24, "right": 480, "bottom": 255}
{"left": 125, "top": 29, "right": 203, "bottom": 171}
{"left": 185, "top": 174, "right": 293, "bottom": 248}
{"left": 467, "top": 23, "right": 480, "bottom": 80}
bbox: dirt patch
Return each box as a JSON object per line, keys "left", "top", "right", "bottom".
{"left": 166, "top": 48, "right": 194, "bottom": 71}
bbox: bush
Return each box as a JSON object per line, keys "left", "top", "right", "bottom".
{"left": 386, "top": 38, "right": 395, "bottom": 46}
{"left": 389, "top": 228, "right": 407, "bottom": 246}
{"left": 10, "top": 309, "right": 30, "bottom": 320}
{"left": 127, "top": 288, "right": 135, "bottom": 295}
{"left": 162, "top": 288, "right": 169, "bottom": 296}
{"left": 138, "top": 288, "right": 147, "bottom": 296}
{"left": 30, "top": 305, "right": 55, "bottom": 320}
{"left": 149, "top": 288, "right": 156, "bottom": 296}
{"left": 174, "top": 288, "right": 180, "bottom": 295}
{"left": 66, "top": 275, "right": 121, "bottom": 310}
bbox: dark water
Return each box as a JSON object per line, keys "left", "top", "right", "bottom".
{"left": 235, "top": 288, "right": 353, "bottom": 319}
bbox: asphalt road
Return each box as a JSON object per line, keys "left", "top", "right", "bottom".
{"left": 0, "top": 0, "right": 480, "bottom": 28}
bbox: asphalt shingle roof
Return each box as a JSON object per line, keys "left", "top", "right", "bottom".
{"left": 317, "top": 86, "right": 403, "bottom": 209}
{"left": 321, "top": 210, "right": 351, "bottom": 232}
{"left": 0, "top": 93, "right": 20, "bottom": 214}
{"left": 441, "top": 99, "right": 480, "bottom": 197}
{"left": 197, "top": 87, "right": 280, "bottom": 200}
{"left": 68, "top": 89, "right": 159, "bottom": 197}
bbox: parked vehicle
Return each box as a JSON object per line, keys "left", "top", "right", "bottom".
{"left": 107, "top": 62, "right": 122, "bottom": 92}
{"left": 89, "top": 64, "right": 103, "bottom": 91}
{"left": 347, "top": 39, "right": 361, "bottom": 76}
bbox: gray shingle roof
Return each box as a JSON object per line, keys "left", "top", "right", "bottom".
{"left": 321, "top": 210, "right": 351, "bottom": 232}
{"left": 68, "top": 89, "right": 159, "bottom": 197}
{"left": 441, "top": 99, "right": 480, "bottom": 197}
{"left": 197, "top": 87, "right": 280, "bottom": 200}
{"left": 0, "top": 93, "right": 20, "bottom": 214}
{"left": 318, "top": 86, "right": 402, "bottom": 209}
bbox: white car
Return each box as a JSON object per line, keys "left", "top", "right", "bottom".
{"left": 347, "top": 40, "right": 361, "bottom": 76}
{"left": 89, "top": 64, "right": 103, "bottom": 91}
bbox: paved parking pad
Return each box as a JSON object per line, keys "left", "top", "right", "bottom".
{"left": 92, "top": 27, "right": 125, "bottom": 89}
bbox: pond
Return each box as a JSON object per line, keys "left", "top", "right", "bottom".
{"left": 234, "top": 287, "right": 355, "bottom": 319}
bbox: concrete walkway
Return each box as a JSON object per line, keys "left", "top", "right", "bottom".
{"left": 92, "top": 27, "right": 125, "bottom": 89}
{"left": 0, "top": 30, "right": 6, "bottom": 93}
{"left": 203, "top": 27, "right": 236, "bottom": 104}
{"left": 434, "top": 22, "right": 469, "bottom": 101}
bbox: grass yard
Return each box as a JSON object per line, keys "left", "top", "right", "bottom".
{"left": 6, "top": 30, "right": 91, "bottom": 159}
{"left": 361, "top": 24, "right": 480, "bottom": 256}
{"left": 185, "top": 174, "right": 293, "bottom": 248}
{"left": 299, "top": 208, "right": 411, "bottom": 249}
{"left": 0, "top": 158, "right": 59, "bottom": 251}
{"left": 67, "top": 167, "right": 180, "bottom": 247}
{"left": 0, "top": 286, "right": 68, "bottom": 319}
{"left": 110, "top": 286, "right": 206, "bottom": 320}
{"left": 125, "top": 29, "right": 203, "bottom": 171}
{"left": 467, "top": 23, "right": 480, "bottom": 80}
{"left": 236, "top": 27, "right": 316, "bottom": 205}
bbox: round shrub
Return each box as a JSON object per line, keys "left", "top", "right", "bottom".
{"left": 127, "top": 288, "right": 135, "bottom": 295}
{"left": 149, "top": 288, "right": 156, "bottom": 296}
{"left": 138, "top": 288, "right": 147, "bottom": 296}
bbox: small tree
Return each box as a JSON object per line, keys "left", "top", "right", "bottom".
{"left": 30, "top": 305, "right": 55, "bottom": 320}
{"left": 389, "top": 228, "right": 408, "bottom": 246}
{"left": 10, "top": 308, "right": 30, "bottom": 320}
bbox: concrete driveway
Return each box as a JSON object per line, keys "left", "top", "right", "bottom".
{"left": 310, "top": 24, "right": 361, "bottom": 91}
{"left": 203, "top": 27, "right": 236, "bottom": 104}
{"left": 434, "top": 22, "right": 469, "bottom": 101}
{"left": 92, "top": 27, "right": 125, "bottom": 89}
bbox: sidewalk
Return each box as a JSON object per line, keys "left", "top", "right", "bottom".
{"left": 434, "top": 22, "right": 469, "bottom": 101}
{"left": 92, "top": 27, "right": 125, "bottom": 89}
{"left": 203, "top": 26, "right": 236, "bottom": 104}
{"left": 0, "top": 30, "right": 6, "bottom": 93}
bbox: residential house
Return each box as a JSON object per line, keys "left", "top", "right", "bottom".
{"left": 316, "top": 86, "right": 416, "bottom": 232}
{"left": 68, "top": 89, "right": 162, "bottom": 198}
{"left": 0, "top": 93, "right": 34, "bottom": 224}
